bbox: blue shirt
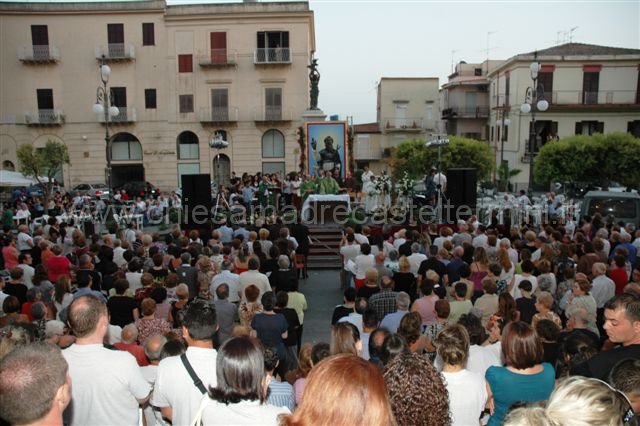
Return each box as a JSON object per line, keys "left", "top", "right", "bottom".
{"left": 485, "top": 363, "right": 555, "bottom": 426}
{"left": 379, "top": 309, "right": 409, "bottom": 334}
{"left": 267, "top": 380, "right": 295, "bottom": 411}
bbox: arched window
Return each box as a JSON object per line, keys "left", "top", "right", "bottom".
{"left": 111, "top": 133, "right": 142, "bottom": 161}
{"left": 262, "top": 129, "right": 284, "bottom": 158}
{"left": 178, "top": 131, "right": 199, "bottom": 160}
{"left": 2, "top": 160, "right": 15, "bottom": 171}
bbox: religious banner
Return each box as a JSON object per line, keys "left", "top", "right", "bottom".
{"left": 306, "top": 121, "right": 347, "bottom": 178}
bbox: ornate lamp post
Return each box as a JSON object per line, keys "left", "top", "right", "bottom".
{"left": 520, "top": 60, "right": 549, "bottom": 195}
{"left": 92, "top": 55, "right": 119, "bottom": 196}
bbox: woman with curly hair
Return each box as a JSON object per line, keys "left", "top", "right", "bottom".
{"left": 397, "top": 311, "right": 425, "bottom": 354}
{"left": 383, "top": 351, "right": 450, "bottom": 426}
{"left": 280, "top": 354, "right": 395, "bottom": 426}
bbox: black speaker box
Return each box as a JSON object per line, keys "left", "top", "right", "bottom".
{"left": 446, "top": 168, "right": 477, "bottom": 221}
{"left": 181, "top": 174, "right": 212, "bottom": 227}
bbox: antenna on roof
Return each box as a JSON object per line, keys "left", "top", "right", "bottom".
{"left": 569, "top": 26, "right": 578, "bottom": 43}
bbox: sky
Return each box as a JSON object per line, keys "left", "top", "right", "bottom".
{"left": 7, "top": 0, "right": 640, "bottom": 123}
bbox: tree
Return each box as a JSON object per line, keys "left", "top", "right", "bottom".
{"left": 391, "top": 136, "right": 494, "bottom": 181}
{"left": 17, "top": 140, "right": 70, "bottom": 203}
{"left": 497, "top": 163, "right": 522, "bottom": 192}
{"left": 535, "top": 132, "right": 640, "bottom": 188}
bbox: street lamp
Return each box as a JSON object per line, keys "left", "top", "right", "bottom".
{"left": 520, "top": 60, "right": 549, "bottom": 195}
{"left": 92, "top": 55, "right": 119, "bottom": 196}
{"left": 496, "top": 114, "right": 511, "bottom": 165}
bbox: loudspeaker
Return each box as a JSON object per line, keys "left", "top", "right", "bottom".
{"left": 446, "top": 168, "right": 477, "bottom": 221}
{"left": 181, "top": 174, "right": 212, "bottom": 227}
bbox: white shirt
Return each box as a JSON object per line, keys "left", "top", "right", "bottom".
{"left": 354, "top": 233, "right": 369, "bottom": 245}
{"left": 18, "top": 264, "right": 35, "bottom": 289}
{"left": 511, "top": 274, "right": 538, "bottom": 300}
{"left": 441, "top": 369, "right": 488, "bottom": 426}
{"left": 17, "top": 232, "right": 34, "bottom": 251}
{"left": 433, "top": 172, "right": 447, "bottom": 192}
{"left": 238, "top": 270, "right": 271, "bottom": 302}
{"left": 113, "top": 246, "right": 127, "bottom": 268}
{"left": 340, "top": 243, "right": 360, "bottom": 269}
{"left": 407, "top": 253, "right": 427, "bottom": 276}
{"left": 63, "top": 343, "right": 151, "bottom": 426}
{"left": 472, "top": 234, "right": 488, "bottom": 249}
{"left": 591, "top": 275, "right": 615, "bottom": 308}
{"left": 354, "top": 254, "right": 375, "bottom": 280}
{"left": 211, "top": 271, "right": 241, "bottom": 303}
{"left": 153, "top": 346, "right": 218, "bottom": 426}
{"left": 201, "top": 399, "right": 289, "bottom": 425}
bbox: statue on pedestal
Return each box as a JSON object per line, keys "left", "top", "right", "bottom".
{"left": 308, "top": 55, "right": 320, "bottom": 110}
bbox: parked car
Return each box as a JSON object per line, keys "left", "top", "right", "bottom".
{"left": 580, "top": 191, "right": 640, "bottom": 226}
{"left": 71, "top": 183, "right": 111, "bottom": 199}
{"left": 117, "top": 181, "right": 159, "bottom": 198}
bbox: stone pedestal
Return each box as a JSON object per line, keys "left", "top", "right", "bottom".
{"left": 301, "top": 108, "right": 326, "bottom": 122}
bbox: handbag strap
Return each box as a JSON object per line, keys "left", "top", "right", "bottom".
{"left": 180, "top": 354, "right": 207, "bottom": 394}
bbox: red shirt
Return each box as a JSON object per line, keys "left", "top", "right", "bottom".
{"left": 47, "top": 255, "right": 71, "bottom": 283}
{"left": 114, "top": 342, "right": 149, "bottom": 366}
{"left": 2, "top": 245, "right": 19, "bottom": 270}
{"left": 610, "top": 268, "right": 629, "bottom": 295}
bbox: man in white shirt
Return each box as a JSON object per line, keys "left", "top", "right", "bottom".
{"left": 238, "top": 258, "right": 271, "bottom": 301}
{"left": 153, "top": 300, "right": 218, "bottom": 426}
{"left": 591, "top": 262, "right": 615, "bottom": 309}
{"left": 63, "top": 295, "right": 151, "bottom": 425}
{"left": 18, "top": 253, "right": 35, "bottom": 289}
{"left": 407, "top": 243, "right": 427, "bottom": 277}
{"left": 339, "top": 233, "right": 360, "bottom": 289}
{"left": 16, "top": 224, "right": 34, "bottom": 254}
{"left": 471, "top": 226, "right": 488, "bottom": 249}
{"left": 211, "top": 260, "right": 241, "bottom": 303}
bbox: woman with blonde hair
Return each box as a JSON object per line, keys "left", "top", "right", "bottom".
{"left": 280, "top": 354, "right": 396, "bottom": 426}
{"left": 470, "top": 247, "right": 489, "bottom": 299}
{"left": 330, "top": 322, "right": 361, "bottom": 356}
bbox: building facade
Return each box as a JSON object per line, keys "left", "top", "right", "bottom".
{"left": 487, "top": 43, "right": 640, "bottom": 189}
{"left": 0, "top": 0, "right": 315, "bottom": 190}
{"left": 441, "top": 60, "right": 503, "bottom": 141}
{"left": 354, "top": 77, "right": 440, "bottom": 173}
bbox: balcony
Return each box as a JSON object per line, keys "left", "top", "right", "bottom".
{"left": 199, "top": 107, "right": 238, "bottom": 125}
{"left": 355, "top": 142, "right": 382, "bottom": 160}
{"left": 25, "top": 109, "right": 65, "bottom": 126}
{"left": 98, "top": 107, "right": 136, "bottom": 124}
{"left": 95, "top": 44, "right": 135, "bottom": 62}
{"left": 198, "top": 49, "right": 237, "bottom": 68}
{"left": 542, "top": 90, "right": 639, "bottom": 109}
{"left": 253, "top": 106, "right": 293, "bottom": 123}
{"left": 441, "top": 105, "right": 490, "bottom": 119}
{"left": 254, "top": 48, "right": 291, "bottom": 65}
{"left": 382, "top": 117, "right": 428, "bottom": 133}
{"left": 18, "top": 45, "right": 60, "bottom": 63}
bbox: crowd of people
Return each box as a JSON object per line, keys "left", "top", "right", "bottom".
{"left": 0, "top": 179, "right": 639, "bottom": 425}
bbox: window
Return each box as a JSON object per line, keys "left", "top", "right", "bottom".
{"left": 575, "top": 121, "right": 604, "bottom": 135}
{"left": 211, "top": 89, "right": 228, "bottom": 121}
{"left": 110, "top": 87, "right": 127, "bottom": 108}
{"left": 178, "top": 54, "right": 193, "bottom": 73}
{"left": 538, "top": 71, "right": 553, "bottom": 104}
{"left": 256, "top": 31, "right": 290, "bottom": 62}
{"left": 628, "top": 121, "right": 640, "bottom": 138}
{"left": 504, "top": 72, "right": 510, "bottom": 106}
{"left": 474, "top": 68, "right": 482, "bottom": 76}
{"left": 636, "top": 70, "right": 640, "bottom": 104}
{"left": 177, "top": 131, "right": 199, "bottom": 160}
{"left": 31, "top": 25, "right": 49, "bottom": 46}
{"left": 265, "top": 88, "right": 282, "bottom": 120}
{"left": 262, "top": 129, "right": 285, "bottom": 158}
{"left": 262, "top": 162, "right": 285, "bottom": 177}
{"left": 210, "top": 32, "right": 227, "bottom": 64}
{"left": 527, "top": 120, "right": 558, "bottom": 152}
{"left": 142, "top": 23, "right": 154, "bottom": 46}
{"left": 145, "top": 89, "right": 156, "bottom": 109}
{"left": 504, "top": 125, "right": 509, "bottom": 142}
{"left": 107, "top": 23, "right": 124, "bottom": 57}
{"left": 179, "top": 95, "right": 194, "bottom": 113}
{"left": 177, "top": 164, "right": 201, "bottom": 184}
{"left": 111, "top": 133, "right": 142, "bottom": 161}
{"left": 36, "top": 89, "right": 54, "bottom": 110}
{"left": 583, "top": 70, "right": 600, "bottom": 104}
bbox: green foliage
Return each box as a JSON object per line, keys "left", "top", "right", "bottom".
{"left": 16, "top": 140, "right": 70, "bottom": 202}
{"left": 392, "top": 136, "right": 494, "bottom": 180}
{"left": 535, "top": 132, "right": 640, "bottom": 187}
{"left": 497, "top": 163, "right": 522, "bottom": 192}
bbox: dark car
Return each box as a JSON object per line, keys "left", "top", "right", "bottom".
{"left": 118, "top": 181, "right": 159, "bottom": 198}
